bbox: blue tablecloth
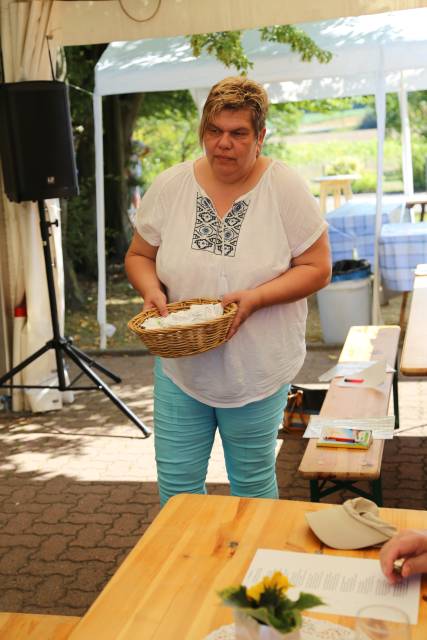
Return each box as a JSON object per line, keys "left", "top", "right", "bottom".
{"left": 379, "top": 222, "right": 427, "bottom": 291}
{"left": 326, "top": 200, "right": 405, "bottom": 265}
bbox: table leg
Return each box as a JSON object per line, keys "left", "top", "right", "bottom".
{"left": 343, "top": 181, "right": 353, "bottom": 201}
{"left": 371, "top": 478, "right": 383, "bottom": 506}
{"left": 399, "top": 291, "right": 409, "bottom": 327}
{"left": 333, "top": 187, "right": 341, "bottom": 210}
{"left": 319, "top": 185, "right": 327, "bottom": 215}
{"left": 393, "top": 353, "right": 400, "bottom": 430}
{"left": 309, "top": 480, "right": 320, "bottom": 502}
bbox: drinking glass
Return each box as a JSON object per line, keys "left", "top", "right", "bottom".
{"left": 354, "top": 605, "right": 411, "bottom": 640}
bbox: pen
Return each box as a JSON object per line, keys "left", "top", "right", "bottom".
{"left": 325, "top": 437, "right": 355, "bottom": 443}
{"left": 344, "top": 377, "right": 364, "bottom": 383}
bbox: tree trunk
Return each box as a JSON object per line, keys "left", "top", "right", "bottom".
{"left": 61, "top": 198, "right": 85, "bottom": 310}
{"left": 103, "top": 93, "right": 144, "bottom": 261}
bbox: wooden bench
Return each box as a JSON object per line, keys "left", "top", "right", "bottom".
{"left": 400, "top": 270, "right": 427, "bottom": 376}
{"left": 0, "top": 612, "right": 80, "bottom": 639}
{"left": 298, "top": 325, "right": 400, "bottom": 505}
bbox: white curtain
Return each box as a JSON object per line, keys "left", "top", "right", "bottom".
{"left": 0, "top": 0, "right": 66, "bottom": 410}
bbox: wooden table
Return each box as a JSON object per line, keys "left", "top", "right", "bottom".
{"left": 406, "top": 193, "right": 427, "bottom": 223}
{"left": 0, "top": 612, "right": 80, "bottom": 639}
{"left": 69, "top": 494, "right": 427, "bottom": 640}
{"left": 400, "top": 269, "right": 427, "bottom": 375}
{"left": 313, "top": 174, "right": 359, "bottom": 214}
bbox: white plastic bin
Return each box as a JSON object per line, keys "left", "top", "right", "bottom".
{"left": 316, "top": 277, "right": 372, "bottom": 345}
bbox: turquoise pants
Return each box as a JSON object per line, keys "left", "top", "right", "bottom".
{"left": 154, "top": 359, "right": 289, "bottom": 506}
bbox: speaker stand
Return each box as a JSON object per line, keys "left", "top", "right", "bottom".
{"left": 0, "top": 200, "right": 150, "bottom": 437}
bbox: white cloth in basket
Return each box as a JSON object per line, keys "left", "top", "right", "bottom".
{"left": 142, "top": 303, "right": 223, "bottom": 329}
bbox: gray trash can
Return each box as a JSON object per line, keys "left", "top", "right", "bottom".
{"left": 316, "top": 259, "right": 372, "bottom": 345}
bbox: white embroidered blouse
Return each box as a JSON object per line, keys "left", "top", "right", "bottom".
{"left": 136, "top": 159, "right": 327, "bottom": 407}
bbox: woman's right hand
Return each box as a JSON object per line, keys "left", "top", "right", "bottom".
{"left": 380, "top": 529, "right": 427, "bottom": 583}
{"left": 143, "top": 289, "right": 168, "bottom": 316}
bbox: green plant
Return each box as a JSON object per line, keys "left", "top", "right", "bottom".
{"left": 324, "top": 158, "right": 360, "bottom": 175}
{"left": 352, "top": 172, "right": 377, "bottom": 193}
{"left": 218, "top": 571, "right": 323, "bottom": 633}
{"left": 412, "top": 140, "right": 427, "bottom": 191}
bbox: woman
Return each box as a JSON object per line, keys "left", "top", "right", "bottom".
{"left": 125, "top": 77, "right": 331, "bottom": 506}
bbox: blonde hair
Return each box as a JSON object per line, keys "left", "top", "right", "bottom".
{"left": 199, "top": 76, "right": 269, "bottom": 145}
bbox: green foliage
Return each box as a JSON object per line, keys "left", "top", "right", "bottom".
{"left": 139, "top": 90, "right": 197, "bottom": 121}
{"left": 190, "top": 25, "right": 331, "bottom": 74}
{"left": 134, "top": 102, "right": 200, "bottom": 187}
{"left": 324, "top": 158, "right": 361, "bottom": 175}
{"left": 191, "top": 31, "right": 252, "bottom": 73}
{"left": 352, "top": 172, "right": 378, "bottom": 193}
{"left": 65, "top": 177, "right": 98, "bottom": 277}
{"left": 64, "top": 44, "right": 106, "bottom": 277}
{"left": 413, "top": 139, "right": 427, "bottom": 190}
{"left": 409, "top": 90, "right": 427, "bottom": 137}
{"left": 218, "top": 581, "right": 323, "bottom": 633}
{"left": 266, "top": 103, "right": 303, "bottom": 138}
{"left": 260, "top": 25, "right": 332, "bottom": 64}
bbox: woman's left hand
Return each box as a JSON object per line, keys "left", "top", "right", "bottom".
{"left": 222, "top": 289, "right": 261, "bottom": 340}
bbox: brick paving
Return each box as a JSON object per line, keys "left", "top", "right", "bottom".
{"left": 0, "top": 349, "right": 426, "bottom": 616}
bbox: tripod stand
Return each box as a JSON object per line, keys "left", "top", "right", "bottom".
{"left": 0, "top": 200, "right": 150, "bottom": 437}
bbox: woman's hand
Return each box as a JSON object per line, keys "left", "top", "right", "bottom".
{"left": 222, "top": 289, "right": 261, "bottom": 340}
{"left": 143, "top": 289, "right": 168, "bottom": 316}
{"left": 380, "top": 529, "right": 427, "bottom": 583}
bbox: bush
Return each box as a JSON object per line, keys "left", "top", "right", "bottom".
{"left": 352, "top": 172, "right": 377, "bottom": 193}
{"left": 412, "top": 140, "right": 427, "bottom": 191}
{"left": 324, "top": 158, "right": 361, "bottom": 175}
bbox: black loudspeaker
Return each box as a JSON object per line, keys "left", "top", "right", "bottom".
{"left": 0, "top": 81, "right": 79, "bottom": 202}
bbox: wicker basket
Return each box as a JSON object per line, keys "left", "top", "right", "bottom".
{"left": 127, "top": 298, "right": 238, "bottom": 358}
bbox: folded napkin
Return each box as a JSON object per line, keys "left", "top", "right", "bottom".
{"left": 142, "top": 303, "right": 223, "bottom": 330}
{"left": 305, "top": 497, "right": 397, "bottom": 549}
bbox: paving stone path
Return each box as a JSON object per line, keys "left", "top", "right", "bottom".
{"left": 0, "top": 350, "right": 426, "bottom": 616}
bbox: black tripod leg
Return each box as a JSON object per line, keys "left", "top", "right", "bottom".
{"left": 63, "top": 343, "right": 151, "bottom": 437}
{"left": 0, "top": 342, "right": 52, "bottom": 386}
{"left": 66, "top": 342, "right": 121, "bottom": 383}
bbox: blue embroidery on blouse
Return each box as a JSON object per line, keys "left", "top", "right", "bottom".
{"left": 191, "top": 193, "right": 249, "bottom": 257}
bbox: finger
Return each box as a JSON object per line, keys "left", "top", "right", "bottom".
{"left": 402, "top": 552, "right": 427, "bottom": 578}
{"left": 381, "top": 534, "right": 427, "bottom": 579}
{"left": 226, "top": 322, "right": 239, "bottom": 340}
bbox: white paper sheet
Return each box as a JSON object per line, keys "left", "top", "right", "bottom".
{"left": 303, "top": 416, "right": 395, "bottom": 439}
{"left": 243, "top": 549, "right": 420, "bottom": 625}
{"left": 318, "top": 361, "right": 394, "bottom": 383}
{"left": 336, "top": 359, "right": 387, "bottom": 389}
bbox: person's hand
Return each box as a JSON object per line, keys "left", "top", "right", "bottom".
{"left": 222, "top": 289, "right": 261, "bottom": 340}
{"left": 142, "top": 289, "right": 168, "bottom": 316}
{"left": 380, "top": 529, "right": 427, "bottom": 583}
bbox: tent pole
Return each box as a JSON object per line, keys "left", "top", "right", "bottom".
{"left": 94, "top": 92, "right": 107, "bottom": 350}
{"left": 372, "top": 48, "right": 386, "bottom": 326}
{"left": 398, "top": 72, "right": 414, "bottom": 197}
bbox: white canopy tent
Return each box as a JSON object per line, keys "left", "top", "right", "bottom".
{"left": 94, "top": 8, "right": 427, "bottom": 346}
{"left": 1, "top": 0, "right": 427, "bottom": 407}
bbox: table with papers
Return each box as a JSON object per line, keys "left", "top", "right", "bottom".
{"left": 68, "top": 493, "right": 427, "bottom": 639}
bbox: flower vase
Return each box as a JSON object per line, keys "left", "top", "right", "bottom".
{"left": 234, "top": 611, "right": 301, "bottom": 640}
